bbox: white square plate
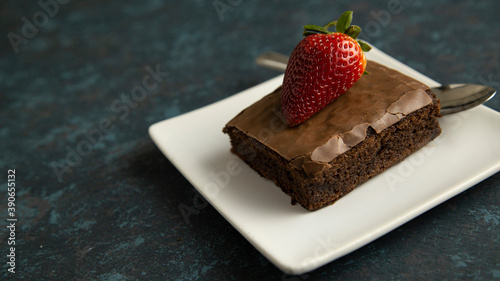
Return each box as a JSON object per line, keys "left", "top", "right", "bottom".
{"left": 149, "top": 47, "right": 500, "bottom": 275}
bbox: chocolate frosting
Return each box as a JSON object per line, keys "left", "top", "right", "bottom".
{"left": 226, "top": 61, "right": 433, "bottom": 177}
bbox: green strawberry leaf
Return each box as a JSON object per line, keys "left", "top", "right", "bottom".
{"left": 303, "top": 24, "right": 331, "bottom": 35}
{"left": 303, "top": 31, "right": 317, "bottom": 36}
{"left": 357, "top": 40, "right": 372, "bottom": 52}
{"left": 323, "top": 20, "right": 337, "bottom": 30}
{"left": 336, "top": 11, "right": 353, "bottom": 33}
{"left": 345, "top": 25, "right": 361, "bottom": 39}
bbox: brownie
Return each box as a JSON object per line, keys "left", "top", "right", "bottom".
{"left": 223, "top": 61, "right": 441, "bottom": 211}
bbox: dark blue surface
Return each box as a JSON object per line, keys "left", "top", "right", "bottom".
{"left": 1, "top": 0, "right": 499, "bottom": 280}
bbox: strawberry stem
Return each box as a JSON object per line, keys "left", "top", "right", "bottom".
{"left": 302, "top": 10, "right": 371, "bottom": 55}
{"left": 345, "top": 25, "right": 361, "bottom": 39}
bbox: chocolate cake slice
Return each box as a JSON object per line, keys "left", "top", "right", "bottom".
{"left": 223, "top": 61, "right": 441, "bottom": 211}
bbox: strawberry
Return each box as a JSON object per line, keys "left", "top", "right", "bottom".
{"left": 282, "top": 11, "right": 371, "bottom": 127}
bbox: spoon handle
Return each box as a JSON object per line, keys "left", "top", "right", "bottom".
{"left": 255, "top": 51, "right": 288, "bottom": 72}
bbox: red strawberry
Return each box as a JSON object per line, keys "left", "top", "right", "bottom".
{"left": 282, "top": 11, "right": 371, "bottom": 127}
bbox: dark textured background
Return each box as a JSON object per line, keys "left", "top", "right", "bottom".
{"left": 1, "top": 0, "right": 499, "bottom": 280}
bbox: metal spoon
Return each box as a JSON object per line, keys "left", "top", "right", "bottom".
{"left": 255, "top": 51, "right": 496, "bottom": 116}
